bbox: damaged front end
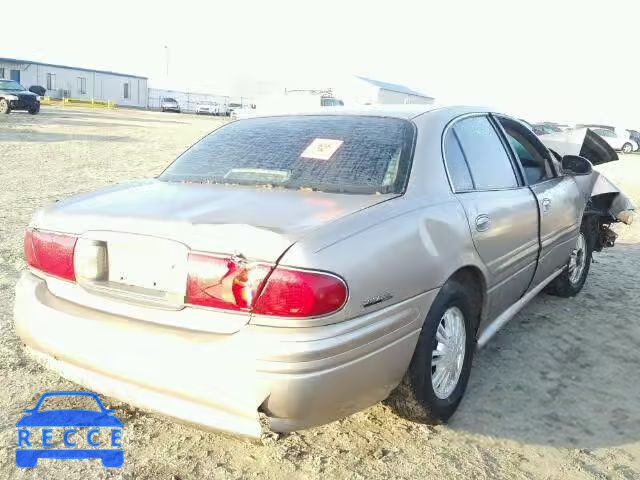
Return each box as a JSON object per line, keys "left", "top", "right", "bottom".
{"left": 538, "top": 127, "right": 635, "bottom": 251}
{"left": 582, "top": 174, "right": 635, "bottom": 251}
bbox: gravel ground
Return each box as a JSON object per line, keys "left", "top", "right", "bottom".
{"left": 0, "top": 107, "right": 639, "bottom": 479}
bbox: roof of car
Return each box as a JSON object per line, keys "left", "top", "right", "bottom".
{"left": 239, "top": 104, "right": 489, "bottom": 120}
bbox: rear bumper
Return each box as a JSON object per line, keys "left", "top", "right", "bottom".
{"left": 14, "top": 271, "right": 435, "bottom": 437}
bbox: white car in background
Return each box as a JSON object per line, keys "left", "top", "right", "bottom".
{"left": 590, "top": 127, "right": 638, "bottom": 153}
{"left": 195, "top": 102, "right": 220, "bottom": 115}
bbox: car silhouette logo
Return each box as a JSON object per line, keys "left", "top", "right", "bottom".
{"left": 15, "top": 391, "right": 123, "bottom": 468}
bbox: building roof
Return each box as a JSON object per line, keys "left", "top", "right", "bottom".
{"left": 356, "top": 76, "right": 433, "bottom": 99}
{"left": 0, "top": 57, "right": 147, "bottom": 79}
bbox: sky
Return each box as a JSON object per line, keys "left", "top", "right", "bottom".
{"left": 3, "top": 0, "right": 640, "bottom": 125}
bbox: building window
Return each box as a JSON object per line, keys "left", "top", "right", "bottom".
{"left": 46, "top": 73, "right": 56, "bottom": 90}
{"left": 0, "top": 68, "right": 4, "bottom": 79}
{"left": 123, "top": 82, "right": 129, "bottom": 99}
{"left": 77, "top": 77, "right": 87, "bottom": 94}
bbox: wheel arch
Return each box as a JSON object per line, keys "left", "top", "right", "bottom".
{"left": 447, "top": 265, "right": 487, "bottom": 333}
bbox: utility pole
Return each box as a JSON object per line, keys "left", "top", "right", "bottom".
{"left": 164, "top": 45, "right": 169, "bottom": 78}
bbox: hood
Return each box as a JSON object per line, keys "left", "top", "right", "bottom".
{"left": 32, "top": 179, "right": 395, "bottom": 261}
{"left": 538, "top": 128, "right": 618, "bottom": 165}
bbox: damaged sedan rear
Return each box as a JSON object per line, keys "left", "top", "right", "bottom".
{"left": 14, "top": 106, "right": 634, "bottom": 438}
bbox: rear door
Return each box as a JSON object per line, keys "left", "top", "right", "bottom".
{"left": 444, "top": 114, "right": 539, "bottom": 323}
{"left": 495, "top": 116, "right": 582, "bottom": 286}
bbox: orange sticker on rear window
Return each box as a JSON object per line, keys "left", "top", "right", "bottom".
{"left": 300, "top": 138, "right": 344, "bottom": 160}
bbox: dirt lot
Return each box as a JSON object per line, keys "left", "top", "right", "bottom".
{"left": 0, "top": 107, "right": 639, "bottom": 479}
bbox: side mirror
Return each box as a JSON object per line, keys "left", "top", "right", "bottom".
{"left": 562, "top": 155, "right": 593, "bottom": 176}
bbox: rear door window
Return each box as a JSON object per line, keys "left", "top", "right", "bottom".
{"left": 452, "top": 116, "right": 518, "bottom": 190}
{"left": 160, "top": 115, "right": 415, "bottom": 194}
{"left": 443, "top": 129, "right": 474, "bottom": 191}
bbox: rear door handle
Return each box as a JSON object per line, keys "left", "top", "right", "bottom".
{"left": 542, "top": 198, "right": 552, "bottom": 212}
{"left": 475, "top": 214, "right": 491, "bottom": 232}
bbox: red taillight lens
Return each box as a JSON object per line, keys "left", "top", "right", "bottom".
{"left": 253, "top": 268, "right": 347, "bottom": 317}
{"left": 24, "top": 228, "right": 77, "bottom": 281}
{"left": 186, "top": 253, "right": 272, "bottom": 311}
{"left": 185, "top": 253, "right": 347, "bottom": 317}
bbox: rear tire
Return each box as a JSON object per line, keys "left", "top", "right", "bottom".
{"left": 28, "top": 105, "right": 39, "bottom": 115}
{"left": 385, "top": 279, "right": 476, "bottom": 423}
{"left": 0, "top": 99, "right": 10, "bottom": 114}
{"left": 545, "top": 219, "right": 594, "bottom": 297}
{"left": 622, "top": 143, "right": 633, "bottom": 154}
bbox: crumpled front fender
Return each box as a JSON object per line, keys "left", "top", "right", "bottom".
{"left": 572, "top": 171, "right": 635, "bottom": 224}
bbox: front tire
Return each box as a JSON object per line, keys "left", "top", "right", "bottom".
{"left": 0, "top": 99, "right": 10, "bottom": 114}
{"left": 28, "top": 105, "right": 39, "bottom": 115}
{"left": 386, "top": 279, "right": 476, "bottom": 423}
{"left": 545, "top": 220, "right": 594, "bottom": 297}
{"left": 622, "top": 143, "right": 633, "bottom": 154}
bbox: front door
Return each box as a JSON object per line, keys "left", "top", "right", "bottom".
{"left": 495, "top": 116, "right": 582, "bottom": 286}
{"left": 10, "top": 69, "right": 20, "bottom": 83}
{"left": 443, "top": 114, "right": 539, "bottom": 323}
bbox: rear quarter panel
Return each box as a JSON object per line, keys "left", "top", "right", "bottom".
{"left": 273, "top": 196, "right": 487, "bottom": 328}
{"left": 264, "top": 110, "right": 491, "bottom": 328}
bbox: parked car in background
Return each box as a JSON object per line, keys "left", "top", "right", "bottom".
{"left": 626, "top": 129, "right": 640, "bottom": 150}
{"left": 590, "top": 127, "right": 638, "bottom": 153}
{"left": 229, "top": 106, "right": 256, "bottom": 120}
{"left": 217, "top": 104, "right": 230, "bottom": 116}
{"left": 15, "top": 106, "right": 634, "bottom": 438}
{"left": 577, "top": 123, "right": 615, "bottom": 131}
{"left": 160, "top": 97, "right": 180, "bottom": 113}
{"left": 0, "top": 80, "right": 40, "bottom": 114}
{"left": 532, "top": 123, "right": 562, "bottom": 135}
{"left": 195, "top": 102, "right": 220, "bottom": 115}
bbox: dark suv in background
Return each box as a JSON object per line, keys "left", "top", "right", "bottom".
{"left": 0, "top": 80, "right": 40, "bottom": 114}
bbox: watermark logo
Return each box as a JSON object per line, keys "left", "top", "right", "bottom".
{"left": 15, "top": 391, "right": 123, "bottom": 468}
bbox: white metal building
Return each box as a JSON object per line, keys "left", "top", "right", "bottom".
{"left": 0, "top": 57, "right": 148, "bottom": 108}
{"left": 283, "top": 75, "right": 435, "bottom": 107}
{"left": 346, "top": 76, "right": 434, "bottom": 105}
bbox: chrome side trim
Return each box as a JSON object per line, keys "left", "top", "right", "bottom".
{"left": 476, "top": 267, "right": 564, "bottom": 348}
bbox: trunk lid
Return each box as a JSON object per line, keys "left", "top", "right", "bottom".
{"left": 34, "top": 179, "right": 393, "bottom": 262}
{"left": 33, "top": 180, "right": 393, "bottom": 329}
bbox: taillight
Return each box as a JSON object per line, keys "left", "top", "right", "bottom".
{"left": 186, "top": 253, "right": 272, "bottom": 311}
{"left": 253, "top": 268, "right": 347, "bottom": 317}
{"left": 185, "top": 253, "right": 347, "bottom": 317}
{"left": 24, "top": 228, "right": 77, "bottom": 281}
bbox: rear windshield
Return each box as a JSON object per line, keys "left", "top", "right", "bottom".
{"left": 163, "top": 98, "right": 176, "bottom": 102}
{"left": 160, "top": 115, "right": 415, "bottom": 194}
